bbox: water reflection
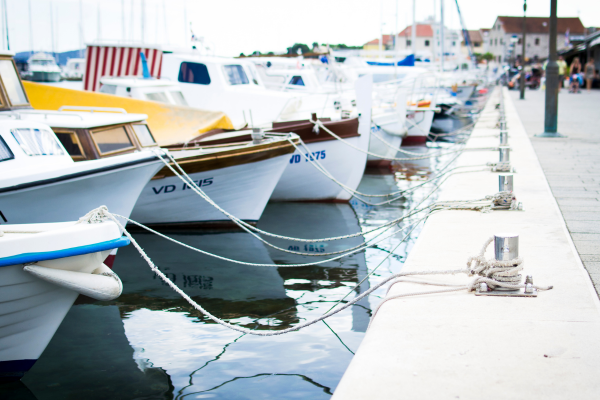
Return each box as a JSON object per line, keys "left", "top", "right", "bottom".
{"left": 7, "top": 154, "right": 455, "bottom": 399}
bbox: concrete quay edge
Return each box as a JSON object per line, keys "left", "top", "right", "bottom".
{"left": 332, "top": 87, "right": 600, "bottom": 399}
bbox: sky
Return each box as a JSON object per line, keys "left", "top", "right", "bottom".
{"left": 5, "top": 0, "right": 600, "bottom": 56}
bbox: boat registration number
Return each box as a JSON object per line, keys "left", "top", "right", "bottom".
{"left": 289, "top": 150, "right": 326, "bottom": 164}
{"left": 152, "top": 178, "right": 214, "bottom": 195}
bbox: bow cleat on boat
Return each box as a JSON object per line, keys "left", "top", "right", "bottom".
{"left": 0, "top": 219, "right": 129, "bottom": 383}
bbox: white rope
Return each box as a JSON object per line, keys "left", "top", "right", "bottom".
{"left": 81, "top": 209, "right": 553, "bottom": 337}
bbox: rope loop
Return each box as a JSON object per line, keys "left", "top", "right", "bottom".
{"left": 465, "top": 237, "right": 524, "bottom": 289}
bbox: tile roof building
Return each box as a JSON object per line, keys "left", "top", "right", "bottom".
{"left": 488, "top": 16, "right": 585, "bottom": 64}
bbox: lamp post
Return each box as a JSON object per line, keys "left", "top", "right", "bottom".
{"left": 519, "top": 0, "right": 527, "bottom": 99}
{"left": 537, "top": 0, "right": 564, "bottom": 137}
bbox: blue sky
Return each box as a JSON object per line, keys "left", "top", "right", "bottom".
{"left": 6, "top": 0, "right": 600, "bottom": 56}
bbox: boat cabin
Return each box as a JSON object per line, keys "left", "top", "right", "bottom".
{"left": 4, "top": 107, "right": 159, "bottom": 161}
{"left": 99, "top": 77, "right": 188, "bottom": 106}
{"left": 0, "top": 52, "right": 34, "bottom": 111}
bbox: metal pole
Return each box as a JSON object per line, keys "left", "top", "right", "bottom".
{"left": 440, "top": 0, "right": 445, "bottom": 72}
{"left": 538, "top": 0, "right": 564, "bottom": 137}
{"left": 411, "top": 0, "right": 417, "bottom": 57}
{"left": 519, "top": 1, "right": 527, "bottom": 99}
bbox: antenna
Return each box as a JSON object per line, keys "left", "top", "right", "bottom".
{"left": 2, "top": 0, "right": 8, "bottom": 50}
{"left": 121, "top": 0, "right": 125, "bottom": 40}
{"left": 79, "top": 0, "right": 83, "bottom": 58}
{"left": 50, "top": 2, "right": 56, "bottom": 59}
{"left": 141, "top": 0, "right": 145, "bottom": 43}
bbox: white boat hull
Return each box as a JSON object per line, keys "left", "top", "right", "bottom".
{"left": 404, "top": 110, "right": 434, "bottom": 145}
{"left": 0, "top": 161, "right": 161, "bottom": 224}
{"left": 0, "top": 265, "right": 79, "bottom": 381}
{"left": 270, "top": 75, "right": 372, "bottom": 202}
{"left": 367, "top": 123, "right": 403, "bottom": 165}
{"left": 130, "top": 154, "right": 289, "bottom": 225}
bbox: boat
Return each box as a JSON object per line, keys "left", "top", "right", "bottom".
{"left": 19, "top": 106, "right": 299, "bottom": 227}
{"left": 172, "top": 75, "right": 372, "bottom": 202}
{"left": 62, "top": 58, "right": 85, "bottom": 81}
{"left": 25, "top": 53, "right": 62, "bottom": 83}
{"left": 0, "top": 218, "right": 128, "bottom": 382}
{"left": 99, "top": 76, "right": 188, "bottom": 106}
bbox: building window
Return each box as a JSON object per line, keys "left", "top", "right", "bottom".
{"left": 518, "top": 38, "right": 522, "bottom": 45}
{"left": 500, "top": 39, "right": 504, "bottom": 45}
{"left": 490, "top": 39, "right": 493, "bottom": 45}
{"left": 425, "top": 40, "right": 430, "bottom": 47}
{"left": 407, "top": 39, "right": 412, "bottom": 46}
{"left": 452, "top": 41, "right": 456, "bottom": 46}
{"left": 499, "top": 55, "right": 502, "bottom": 62}
{"left": 495, "top": 38, "right": 497, "bottom": 46}
{"left": 535, "top": 38, "right": 540, "bottom": 45}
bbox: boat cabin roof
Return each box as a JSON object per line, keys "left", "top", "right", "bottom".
{"left": 99, "top": 77, "right": 179, "bottom": 89}
{"left": 1, "top": 109, "right": 148, "bottom": 129}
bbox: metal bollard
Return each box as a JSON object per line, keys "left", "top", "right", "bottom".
{"left": 499, "top": 130, "right": 508, "bottom": 145}
{"left": 494, "top": 234, "right": 519, "bottom": 261}
{"left": 499, "top": 174, "right": 513, "bottom": 192}
{"left": 499, "top": 146, "right": 510, "bottom": 163}
{"left": 251, "top": 127, "right": 265, "bottom": 144}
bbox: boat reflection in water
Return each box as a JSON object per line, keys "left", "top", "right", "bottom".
{"left": 30, "top": 211, "right": 374, "bottom": 398}
{"left": 258, "top": 202, "right": 371, "bottom": 333}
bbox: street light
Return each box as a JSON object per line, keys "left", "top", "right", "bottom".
{"left": 537, "top": 0, "right": 565, "bottom": 137}
{"left": 519, "top": 0, "right": 527, "bottom": 100}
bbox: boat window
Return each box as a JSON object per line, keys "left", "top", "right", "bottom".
{"left": 132, "top": 124, "right": 156, "bottom": 147}
{"left": 54, "top": 131, "right": 85, "bottom": 159}
{"left": 145, "top": 91, "right": 169, "bottom": 103}
{"left": 11, "top": 128, "right": 65, "bottom": 156}
{"left": 178, "top": 62, "right": 211, "bottom": 85}
{"left": 0, "top": 136, "right": 14, "bottom": 162}
{"left": 0, "top": 60, "right": 29, "bottom": 106}
{"left": 170, "top": 91, "right": 188, "bottom": 106}
{"left": 223, "top": 65, "right": 249, "bottom": 85}
{"left": 91, "top": 125, "right": 135, "bottom": 154}
{"left": 289, "top": 76, "right": 305, "bottom": 86}
{"left": 99, "top": 84, "right": 117, "bottom": 94}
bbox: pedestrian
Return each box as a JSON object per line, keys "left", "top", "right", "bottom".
{"left": 557, "top": 56, "right": 567, "bottom": 89}
{"left": 569, "top": 57, "right": 582, "bottom": 93}
{"left": 585, "top": 58, "right": 595, "bottom": 91}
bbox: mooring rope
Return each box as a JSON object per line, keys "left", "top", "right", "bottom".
{"left": 78, "top": 207, "right": 552, "bottom": 336}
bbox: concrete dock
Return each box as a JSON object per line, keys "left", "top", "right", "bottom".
{"left": 333, "top": 88, "right": 600, "bottom": 399}
{"left": 509, "top": 89, "right": 600, "bottom": 295}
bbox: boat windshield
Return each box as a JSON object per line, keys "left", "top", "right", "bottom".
{"left": 170, "top": 91, "right": 188, "bottom": 106}
{"left": 11, "top": 128, "right": 65, "bottom": 156}
{"left": 132, "top": 124, "right": 156, "bottom": 147}
{"left": 0, "top": 60, "right": 29, "bottom": 105}
{"left": 145, "top": 91, "right": 169, "bottom": 103}
{"left": 223, "top": 65, "right": 249, "bottom": 85}
{"left": 31, "top": 60, "right": 55, "bottom": 66}
{"left": 0, "top": 136, "right": 14, "bottom": 162}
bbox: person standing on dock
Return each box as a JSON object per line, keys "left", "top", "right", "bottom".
{"left": 569, "top": 57, "right": 582, "bottom": 93}
{"left": 585, "top": 58, "right": 595, "bottom": 91}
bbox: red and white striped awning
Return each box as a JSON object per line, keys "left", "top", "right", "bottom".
{"left": 84, "top": 45, "right": 163, "bottom": 91}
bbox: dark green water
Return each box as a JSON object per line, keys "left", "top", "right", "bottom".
{"left": 3, "top": 147, "right": 460, "bottom": 400}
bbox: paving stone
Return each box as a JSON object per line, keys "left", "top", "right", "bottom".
{"left": 566, "top": 221, "right": 600, "bottom": 234}
{"left": 571, "top": 233, "right": 600, "bottom": 241}
{"left": 573, "top": 241, "right": 600, "bottom": 255}
{"left": 561, "top": 212, "right": 600, "bottom": 221}
{"left": 583, "top": 262, "right": 600, "bottom": 274}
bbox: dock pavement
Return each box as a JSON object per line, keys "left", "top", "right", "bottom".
{"left": 332, "top": 87, "right": 600, "bottom": 399}
{"left": 509, "top": 89, "right": 600, "bottom": 295}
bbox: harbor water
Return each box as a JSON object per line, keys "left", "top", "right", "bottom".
{"left": 2, "top": 129, "right": 474, "bottom": 400}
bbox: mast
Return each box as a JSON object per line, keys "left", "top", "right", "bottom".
{"left": 379, "top": 0, "right": 383, "bottom": 58}
{"left": 411, "top": 0, "right": 416, "bottom": 58}
{"left": 183, "top": 0, "right": 188, "bottom": 47}
{"left": 163, "top": 0, "right": 169, "bottom": 44}
{"left": 454, "top": 0, "right": 475, "bottom": 65}
{"left": 28, "top": 0, "right": 34, "bottom": 52}
{"left": 96, "top": 2, "right": 101, "bottom": 41}
{"left": 2, "top": 0, "right": 9, "bottom": 51}
{"left": 394, "top": 0, "right": 398, "bottom": 75}
{"left": 79, "top": 0, "right": 83, "bottom": 57}
{"left": 432, "top": 0, "right": 436, "bottom": 62}
{"left": 122, "top": 0, "right": 125, "bottom": 40}
{"left": 50, "top": 2, "right": 56, "bottom": 59}
{"left": 141, "top": 0, "right": 145, "bottom": 43}
{"left": 440, "top": 0, "right": 445, "bottom": 72}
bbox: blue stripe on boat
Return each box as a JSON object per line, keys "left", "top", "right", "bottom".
{"left": 0, "top": 237, "right": 130, "bottom": 268}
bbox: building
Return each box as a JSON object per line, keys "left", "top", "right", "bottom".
{"left": 362, "top": 22, "right": 462, "bottom": 62}
{"left": 460, "top": 30, "right": 485, "bottom": 58}
{"left": 488, "top": 16, "right": 585, "bottom": 64}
